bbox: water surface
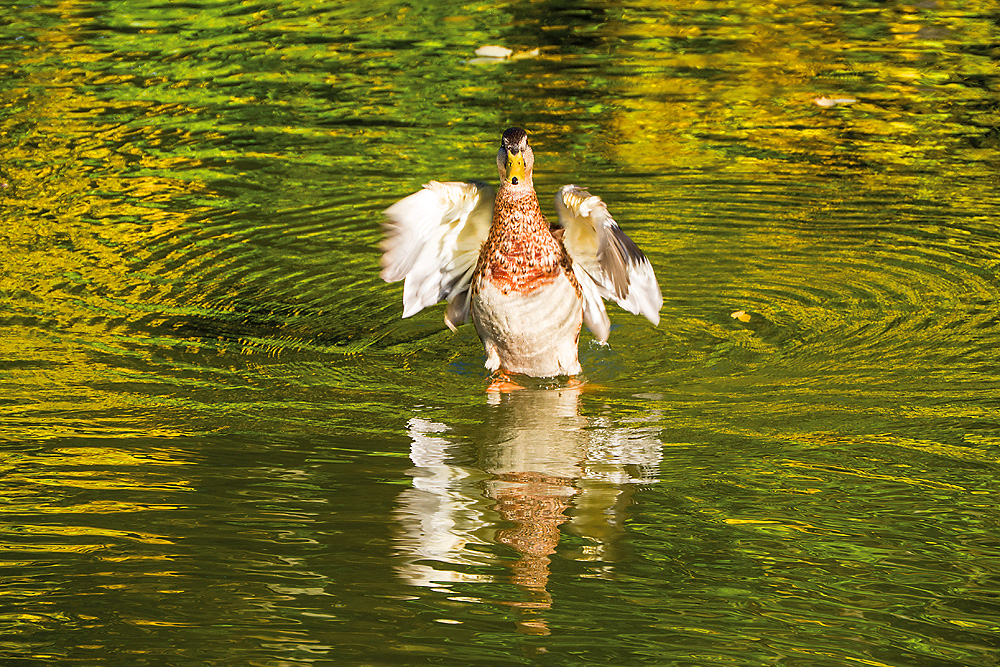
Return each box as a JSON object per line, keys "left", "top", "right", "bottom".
{"left": 1, "top": 0, "right": 999, "bottom": 665}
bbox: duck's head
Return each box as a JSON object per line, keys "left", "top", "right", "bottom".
{"left": 497, "top": 127, "right": 534, "bottom": 188}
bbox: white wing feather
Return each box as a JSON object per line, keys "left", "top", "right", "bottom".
{"left": 381, "top": 181, "right": 493, "bottom": 328}
{"left": 555, "top": 185, "right": 662, "bottom": 341}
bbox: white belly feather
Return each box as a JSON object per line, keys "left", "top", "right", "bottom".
{"left": 471, "top": 274, "right": 583, "bottom": 377}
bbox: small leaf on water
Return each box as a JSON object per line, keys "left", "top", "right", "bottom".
{"left": 814, "top": 96, "right": 858, "bottom": 107}
{"left": 731, "top": 310, "right": 751, "bottom": 323}
{"left": 475, "top": 45, "right": 513, "bottom": 59}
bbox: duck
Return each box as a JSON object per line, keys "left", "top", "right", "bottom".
{"left": 380, "top": 127, "right": 662, "bottom": 378}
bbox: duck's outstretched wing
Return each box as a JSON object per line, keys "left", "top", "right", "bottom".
{"left": 554, "top": 185, "right": 662, "bottom": 343}
{"left": 381, "top": 180, "right": 494, "bottom": 329}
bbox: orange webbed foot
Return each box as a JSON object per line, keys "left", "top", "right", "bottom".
{"left": 486, "top": 370, "right": 526, "bottom": 393}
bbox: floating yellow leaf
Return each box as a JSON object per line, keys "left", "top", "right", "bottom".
{"left": 511, "top": 48, "right": 540, "bottom": 60}
{"left": 731, "top": 310, "right": 751, "bottom": 323}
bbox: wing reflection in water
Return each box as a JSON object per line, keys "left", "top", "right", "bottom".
{"left": 393, "top": 386, "right": 661, "bottom": 634}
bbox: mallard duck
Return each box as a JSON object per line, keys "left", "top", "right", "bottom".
{"left": 381, "top": 127, "right": 662, "bottom": 378}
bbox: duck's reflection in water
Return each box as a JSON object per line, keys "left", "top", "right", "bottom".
{"left": 393, "top": 385, "right": 661, "bottom": 634}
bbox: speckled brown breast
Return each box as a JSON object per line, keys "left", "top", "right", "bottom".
{"left": 473, "top": 190, "right": 581, "bottom": 297}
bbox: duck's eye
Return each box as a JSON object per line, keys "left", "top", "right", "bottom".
{"left": 511, "top": 177, "right": 519, "bottom": 185}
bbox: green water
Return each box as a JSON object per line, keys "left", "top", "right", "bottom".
{"left": 2, "top": 0, "right": 999, "bottom": 664}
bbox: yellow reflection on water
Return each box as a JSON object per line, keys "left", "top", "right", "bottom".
{"left": 0, "top": 443, "right": 191, "bottom": 555}
{"left": 603, "top": 0, "right": 997, "bottom": 182}
{"left": 0, "top": 525, "right": 173, "bottom": 546}
{"left": 1, "top": 6, "right": 222, "bottom": 440}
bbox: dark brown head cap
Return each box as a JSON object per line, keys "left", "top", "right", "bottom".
{"left": 501, "top": 127, "right": 529, "bottom": 153}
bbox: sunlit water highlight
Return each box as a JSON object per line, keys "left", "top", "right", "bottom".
{"left": 1, "top": 0, "right": 999, "bottom": 665}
